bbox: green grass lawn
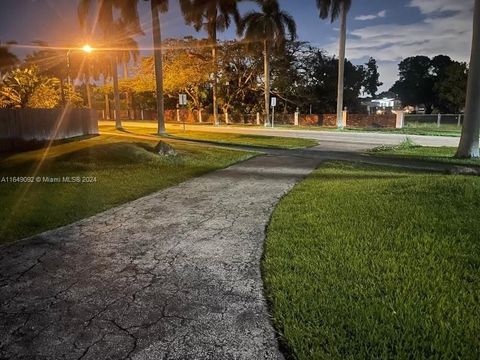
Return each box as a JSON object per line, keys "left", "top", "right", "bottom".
{"left": 369, "top": 140, "right": 480, "bottom": 167}
{"left": 100, "top": 123, "right": 318, "bottom": 149}
{"left": 349, "top": 125, "right": 461, "bottom": 137}
{"left": 167, "top": 129, "right": 318, "bottom": 148}
{"left": 0, "top": 134, "right": 253, "bottom": 243}
{"left": 276, "top": 124, "right": 462, "bottom": 137}
{"left": 264, "top": 162, "right": 480, "bottom": 359}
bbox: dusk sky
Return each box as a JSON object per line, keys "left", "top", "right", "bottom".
{"left": 0, "top": 0, "right": 475, "bottom": 91}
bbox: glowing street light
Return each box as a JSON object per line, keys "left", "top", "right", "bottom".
{"left": 82, "top": 44, "right": 93, "bottom": 53}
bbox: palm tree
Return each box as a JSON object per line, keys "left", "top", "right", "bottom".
{"left": 89, "top": 51, "right": 113, "bottom": 118}
{"left": 238, "top": 0, "right": 296, "bottom": 126}
{"left": 181, "top": 0, "right": 241, "bottom": 126}
{"left": 150, "top": 0, "right": 169, "bottom": 134}
{"left": 78, "top": 0, "right": 142, "bottom": 129}
{"left": 456, "top": 0, "right": 480, "bottom": 158}
{"left": 317, "top": 0, "right": 351, "bottom": 128}
{"left": 115, "top": 21, "right": 140, "bottom": 120}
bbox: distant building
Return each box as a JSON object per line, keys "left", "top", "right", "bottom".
{"left": 361, "top": 93, "right": 402, "bottom": 114}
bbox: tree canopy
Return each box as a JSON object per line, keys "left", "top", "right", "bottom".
{"left": 390, "top": 55, "right": 468, "bottom": 113}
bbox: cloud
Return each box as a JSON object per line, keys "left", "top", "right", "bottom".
{"left": 355, "top": 14, "right": 377, "bottom": 21}
{"left": 355, "top": 10, "right": 387, "bottom": 21}
{"left": 408, "top": 0, "right": 469, "bottom": 14}
{"left": 326, "top": 0, "right": 474, "bottom": 90}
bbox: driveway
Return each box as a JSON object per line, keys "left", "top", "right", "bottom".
{"left": 0, "top": 154, "right": 321, "bottom": 359}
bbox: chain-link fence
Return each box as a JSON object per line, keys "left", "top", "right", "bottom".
{"left": 404, "top": 114, "right": 463, "bottom": 129}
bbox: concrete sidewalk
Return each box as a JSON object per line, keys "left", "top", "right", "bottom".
{"left": 0, "top": 154, "right": 321, "bottom": 360}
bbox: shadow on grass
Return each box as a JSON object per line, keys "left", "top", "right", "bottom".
{"left": 367, "top": 153, "right": 480, "bottom": 171}
{"left": 0, "top": 135, "right": 99, "bottom": 159}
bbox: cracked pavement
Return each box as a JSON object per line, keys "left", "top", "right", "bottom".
{"left": 0, "top": 154, "right": 322, "bottom": 360}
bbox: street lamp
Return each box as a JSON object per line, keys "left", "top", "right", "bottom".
{"left": 82, "top": 44, "right": 93, "bottom": 54}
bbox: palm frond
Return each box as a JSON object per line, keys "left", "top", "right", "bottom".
{"left": 316, "top": 0, "right": 351, "bottom": 22}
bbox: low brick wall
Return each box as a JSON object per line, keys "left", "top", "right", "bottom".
{"left": 347, "top": 114, "right": 396, "bottom": 128}
{"left": 318, "top": 113, "right": 396, "bottom": 128}
{"left": 0, "top": 108, "right": 98, "bottom": 152}
{"left": 272, "top": 114, "right": 330, "bottom": 126}
{"left": 319, "top": 114, "right": 337, "bottom": 127}
{"left": 98, "top": 109, "right": 397, "bottom": 128}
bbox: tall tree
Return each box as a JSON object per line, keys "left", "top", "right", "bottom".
{"left": 115, "top": 21, "right": 140, "bottom": 119}
{"left": 238, "top": 0, "right": 297, "bottom": 126}
{"left": 149, "top": 0, "right": 169, "bottom": 134}
{"left": 316, "top": 0, "right": 352, "bottom": 128}
{"left": 390, "top": 56, "right": 435, "bottom": 113}
{"left": 456, "top": 0, "right": 480, "bottom": 158}
{"left": 181, "top": 0, "right": 241, "bottom": 126}
{"left": 163, "top": 38, "right": 212, "bottom": 119}
{"left": 78, "top": 0, "right": 142, "bottom": 129}
{"left": 434, "top": 62, "right": 468, "bottom": 114}
{"left": 270, "top": 41, "right": 307, "bottom": 113}
{"left": 90, "top": 51, "right": 114, "bottom": 118}
{"left": 362, "top": 57, "right": 382, "bottom": 97}
{"left": 297, "top": 47, "right": 364, "bottom": 113}
{"left": 218, "top": 40, "right": 263, "bottom": 122}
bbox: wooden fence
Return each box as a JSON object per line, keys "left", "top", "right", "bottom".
{"left": 0, "top": 108, "right": 98, "bottom": 152}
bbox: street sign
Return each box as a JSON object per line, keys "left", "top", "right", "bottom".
{"left": 270, "top": 97, "right": 278, "bottom": 128}
{"left": 179, "top": 94, "right": 188, "bottom": 106}
{"left": 271, "top": 97, "right": 277, "bottom": 107}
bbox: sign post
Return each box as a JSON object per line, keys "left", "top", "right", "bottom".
{"left": 271, "top": 96, "right": 277, "bottom": 128}
{"left": 179, "top": 94, "right": 188, "bottom": 132}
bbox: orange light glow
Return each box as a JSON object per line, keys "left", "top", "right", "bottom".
{"left": 82, "top": 44, "right": 93, "bottom": 53}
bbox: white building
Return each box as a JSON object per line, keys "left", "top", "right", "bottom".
{"left": 362, "top": 97, "right": 402, "bottom": 114}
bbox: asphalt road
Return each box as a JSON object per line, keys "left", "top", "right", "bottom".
{"left": 100, "top": 121, "right": 461, "bottom": 152}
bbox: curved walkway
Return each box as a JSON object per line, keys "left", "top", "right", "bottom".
{"left": 0, "top": 154, "right": 321, "bottom": 359}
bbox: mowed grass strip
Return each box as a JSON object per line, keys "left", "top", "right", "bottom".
{"left": 264, "top": 162, "right": 480, "bottom": 359}
{"left": 0, "top": 135, "right": 253, "bottom": 243}
{"left": 275, "top": 124, "right": 461, "bottom": 137}
{"left": 100, "top": 124, "right": 319, "bottom": 149}
{"left": 369, "top": 140, "right": 480, "bottom": 167}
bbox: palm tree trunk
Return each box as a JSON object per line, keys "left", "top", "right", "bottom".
{"left": 212, "top": 28, "right": 219, "bottom": 126}
{"left": 112, "top": 55, "right": 121, "bottom": 129}
{"left": 151, "top": 1, "right": 166, "bottom": 134}
{"left": 456, "top": 0, "right": 480, "bottom": 158}
{"left": 336, "top": 2, "right": 347, "bottom": 129}
{"left": 264, "top": 40, "right": 271, "bottom": 126}
{"left": 105, "top": 94, "right": 110, "bottom": 119}
{"left": 103, "top": 77, "right": 110, "bottom": 119}
{"left": 123, "top": 62, "right": 132, "bottom": 119}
